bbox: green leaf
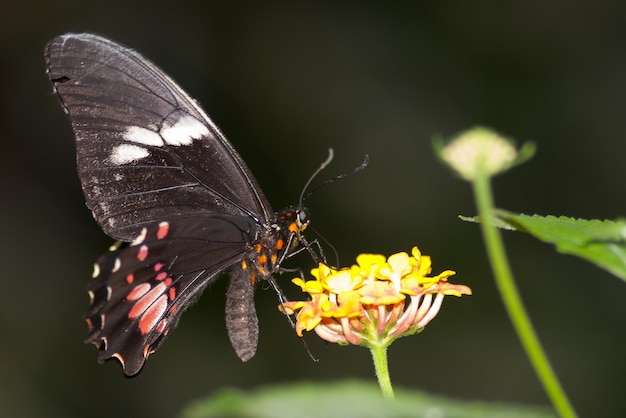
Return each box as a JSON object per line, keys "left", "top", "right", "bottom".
{"left": 179, "top": 380, "right": 555, "bottom": 418}
{"left": 493, "top": 211, "right": 626, "bottom": 281}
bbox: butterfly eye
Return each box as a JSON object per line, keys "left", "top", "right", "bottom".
{"left": 297, "top": 209, "right": 309, "bottom": 230}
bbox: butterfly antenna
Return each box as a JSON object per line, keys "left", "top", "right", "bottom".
{"left": 299, "top": 148, "right": 335, "bottom": 208}
{"left": 303, "top": 153, "right": 369, "bottom": 202}
{"left": 298, "top": 151, "right": 368, "bottom": 267}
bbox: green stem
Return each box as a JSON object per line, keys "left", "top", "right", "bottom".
{"left": 472, "top": 171, "right": 577, "bottom": 418}
{"left": 370, "top": 344, "right": 394, "bottom": 400}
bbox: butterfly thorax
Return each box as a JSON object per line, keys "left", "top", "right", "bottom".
{"left": 242, "top": 207, "right": 309, "bottom": 284}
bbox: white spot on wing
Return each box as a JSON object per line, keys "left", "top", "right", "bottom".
{"left": 92, "top": 263, "right": 100, "bottom": 278}
{"left": 112, "top": 352, "right": 125, "bottom": 366}
{"left": 110, "top": 144, "right": 150, "bottom": 165}
{"left": 123, "top": 126, "right": 164, "bottom": 146}
{"left": 98, "top": 202, "right": 110, "bottom": 219}
{"left": 112, "top": 257, "right": 121, "bottom": 273}
{"left": 106, "top": 218, "right": 117, "bottom": 230}
{"left": 160, "top": 115, "right": 209, "bottom": 146}
{"left": 131, "top": 227, "right": 148, "bottom": 246}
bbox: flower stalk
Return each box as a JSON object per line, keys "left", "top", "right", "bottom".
{"left": 370, "top": 344, "right": 394, "bottom": 399}
{"left": 473, "top": 171, "right": 577, "bottom": 418}
{"left": 438, "top": 127, "right": 577, "bottom": 418}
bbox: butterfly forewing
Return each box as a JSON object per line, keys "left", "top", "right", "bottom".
{"left": 45, "top": 33, "right": 273, "bottom": 241}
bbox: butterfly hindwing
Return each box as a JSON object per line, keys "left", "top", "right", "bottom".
{"left": 45, "top": 33, "right": 273, "bottom": 241}
{"left": 85, "top": 215, "right": 259, "bottom": 376}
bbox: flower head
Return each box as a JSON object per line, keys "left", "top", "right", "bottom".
{"left": 280, "top": 246, "right": 472, "bottom": 349}
{"left": 434, "top": 126, "right": 536, "bottom": 181}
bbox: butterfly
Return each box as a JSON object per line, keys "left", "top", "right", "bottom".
{"left": 45, "top": 33, "right": 319, "bottom": 376}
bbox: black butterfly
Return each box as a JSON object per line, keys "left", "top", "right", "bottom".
{"left": 45, "top": 33, "right": 315, "bottom": 376}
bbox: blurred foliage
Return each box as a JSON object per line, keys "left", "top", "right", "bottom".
{"left": 181, "top": 381, "right": 555, "bottom": 418}
{"left": 494, "top": 212, "right": 626, "bottom": 281}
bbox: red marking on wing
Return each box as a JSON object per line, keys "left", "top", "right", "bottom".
{"left": 154, "top": 262, "right": 165, "bottom": 271}
{"left": 138, "top": 294, "right": 168, "bottom": 335}
{"left": 137, "top": 245, "right": 148, "bottom": 261}
{"left": 156, "top": 272, "right": 168, "bottom": 281}
{"left": 156, "top": 320, "right": 166, "bottom": 333}
{"left": 157, "top": 222, "right": 169, "bottom": 239}
{"left": 126, "top": 273, "right": 134, "bottom": 284}
{"left": 128, "top": 282, "right": 165, "bottom": 319}
{"left": 168, "top": 287, "right": 176, "bottom": 301}
{"left": 126, "top": 283, "right": 151, "bottom": 301}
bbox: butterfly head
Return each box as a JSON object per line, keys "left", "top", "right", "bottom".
{"left": 295, "top": 208, "right": 309, "bottom": 232}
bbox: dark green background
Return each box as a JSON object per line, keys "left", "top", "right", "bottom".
{"left": 2, "top": 2, "right": 625, "bottom": 417}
